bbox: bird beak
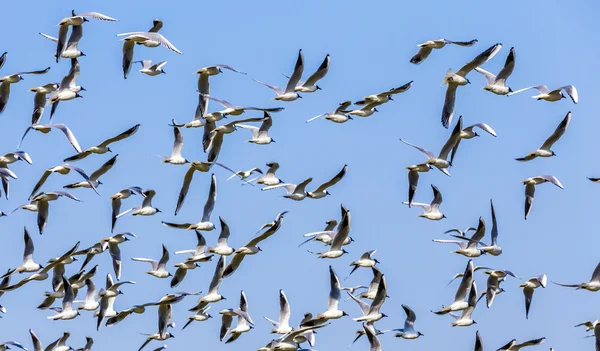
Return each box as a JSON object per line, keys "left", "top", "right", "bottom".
{"left": 316, "top": 86, "right": 322, "bottom": 90}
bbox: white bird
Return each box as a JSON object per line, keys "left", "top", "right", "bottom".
{"left": 553, "top": 262, "right": 600, "bottom": 292}
{"left": 190, "top": 256, "right": 226, "bottom": 311}
{"left": 159, "top": 122, "right": 188, "bottom": 165}
{"left": 31, "top": 191, "right": 81, "bottom": 234}
{"left": 0, "top": 66, "right": 51, "bottom": 114}
{"left": 262, "top": 177, "right": 312, "bottom": 201}
{"left": 254, "top": 49, "right": 304, "bottom": 101}
{"left": 348, "top": 250, "right": 379, "bottom": 277}
{"left": 391, "top": 304, "right": 424, "bottom": 339}
{"left": 19, "top": 124, "right": 82, "bottom": 153}
{"left": 236, "top": 113, "right": 276, "bottom": 144}
{"left": 298, "top": 219, "right": 353, "bottom": 247}
{"left": 400, "top": 116, "right": 463, "bottom": 175}
{"left": 47, "top": 58, "right": 84, "bottom": 119}
{"left": 519, "top": 274, "right": 547, "bottom": 319}
{"left": 516, "top": 112, "right": 571, "bottom": 161}
{"left": 96, "top": 273, "right": 135, "bottom": 330}
{"left": 480, "top": 200, "right": 502, "bottom": 256}
{"left": 356, "top": 268, "right": 384, "bottom": 301}
{"left": 29, "top": 83, "right": 59, "bottom": 124}
{"left": 264, "top": 290, "right": 293, "bottom": 334}
{"left": 441, "top": 43, "right": 502, "bottom": 128}
{"left": 227, "top": 168, "right": 263, "bottom": 182}
{"left": 132, "top": 244, "right": 171, "bottom": 279}
{"left": 449, "top": 217, "right": 486, "bottom": 257}
{"left": 363, "top": 323, "right": 382, "bottom": 351}
{"left": 64, "top": 124, "right": 140, "bottom": 161}
{"left": 75, "top": 279, "right": 99, "bottom": 311}
{"left": 354, "top": 81, "right": 414, "bottom": 106}
{"left": 293, "top": 54, "right": 330, "bottom": 92}
{"left": 403, "top": 184, "right": 446, "bottom": 220}
{"left": 110, "top": 186, "right": 145, "bottom": 232}
{"left": 254, "top": 162, "right": 283, "bottom": 186}
{"left": 306, "top": 101, "right": 353, "bottom": 123}
{"left": 64, "top": 154, "right": 118, "bottom": 190}
{"left": 0, "top": 168, "right": 16, "bottom": 200}
{"left": 433, "top": 260, "right": 474, "bottom": 314}
{"left": 496, "top": 337, "right": 546, "bottom": 351}
{"left": 118, "top": 189, "right": 161, "bottom": 217}
{"left": 134, "top": 60, "right": 167, "bottom": 76}
{"left": 207, "top": 218, "right": 235, "bottom": 256}
{"left": 175, "top": 230, "right": 214, "bottom": 264}
{"left": 48, "top": 276, "right": 80, "bottom": 320}
{"left": 307, "top": 164, "right": 347, "bottom": 198}
{"left": 100, "top": 232, "right": 136, "bottom": 279}
{"left": 508, "top": 84, "right": 578, "bottom": 103}
{"left": 119, "top": 32, "right": 182, "bottom": 79}
{"left": 55, "top": 10, "right": 117, "bottom": 61}
{"left": 182, "top": 306, "right": 212, "bottom": 330}
{"left": 474, "top": 47, "right": 516, "bottom": 95}
{"left": 449, "top": 281, "right": 477, "bottom": 327}
{"left": 29, "top": 163, "right": 97, "bottom": 200}
{"left": 219, "top": 291, "right": 254, "bottom": 343}
{"left": 0, "top": 150, "right": 32, "bottom": 167}
{"left": 308, "top": 266, "right": 349, "bottom": 324}
{"left": 483, "top": 269, "right": 517, "bottom": 308}
{"left": 0, "top": 341, "right": 26, "bottom": 351}
{"left": 345, "top": 102, "right": 380, "bottom": 117}
{"left": 2, "top": 227, "right": 42, "bottom": 277}
{"left": 410, "top": 38, "right": 478, "bottom": 65}
{"left": 308, "top": 206, "right": 351, "bottom": 259}
{"left": 45, "top": 331, "right": 73, "bottom": 351}
{"left": 406, "top": 163, "right": 431, "bottom": 207}
{"left": 522, "top": 175, "right": 563, "bottom": 220}
{"left": 348, "top": 275, "right": 387, "bottom": 322}
{"left": 203, "top": 95, "right": 284, "bottom": 117}
{"left": 162, "top": 174, "right": 217, "bottom": 230}
{"left": 40, "top": 23, "right": 85, "bottom": 59}
{"left": 450, "top": 121, "right": 497, "bottom": 165}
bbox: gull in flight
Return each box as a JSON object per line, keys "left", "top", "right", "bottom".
{"left": 97, "top": 232, "right": 136, "bottom": 279}
{"left": 254, "top": 49, "right": 304, "bottom": 101}
{"left": 433, "top": 260, "right": 474, "bottom": 314}
{"left": 119, "top": 30, "right": 182, "bottom": 79}
{"left": 110, "top": 186, "right": 145, "bottom": 232}
{"left": 118, "top": 189, "right": 161, "bottom": 217}
{"left": 47, "top": 276, "right": 80, "bottom": 320}
{"left": 64, "top": 124, "right": 140, "bottom": 161}
{"left": 448, "top": 281, "right": 478, "bottom": 326}
{"left": 347, "top": 275, "right": 387, "bottom": 322}
{"left": 496, "top": 337, "right": 546, "bottom": 351}
{"left": 262, "top": 177, "right": 312, "bottom": 201}
{"left": 410, "top": 38, "right": 477, "bottom": 65}
{"left": 299, "top": 219, "right": 353, "bottom": 247}
{"left": 400, "top": 116, "right": 463, "bottom": 175}
{"left": 75, "top": 279, "right": 99, "bottom": 311}
{"left": 159, "top": 123, "right": 188, "bottom": 165}
{"left": 508, "top": 84, "right": 578, "bottom": 103}
{"left": 0, "top": 168, "right": 17, "bottom": 200}
{"left": 132, "top": 244, "right": 171, "bottom": 279}
{"left": 189, "top": 256, "right": 226, "bottom": 311}
{"left": 203, "top": 94, "right": 284, "bottom": 117}
{"left": 553, "top": 262, "right": 600, "bottom": 292}
{"left": 403, "top": 184, "right": 446, "bottom": 220}
{"left": 219, "top": 291, "right": 255, "bottom": 343}
{"left": 47, "top": 58, "right": 84, "bottom": 119}
{"left": 480, "top": 199, "right": 502, "bottom": 256}
{"left": 345, "top": 102, "right": 380, "bottom": 117}
{"left": 19, "top": 124, "right": 82, "bottom": 153}
{"left": 54, "top": 10, "right": 117, "bottom": 61}
{"left": 522, "top": 175, "right": 563, "bottom": 220}
{"left": 171, "top": 232, "right": 213, "bottom": 288}
{"left": 252, "top": 162, "right": 283, "bottom": 186}
{"left": 182, "top": 306, "right": 212, "bottom": 330}
{"left": 207, "top": 218, "right": 235, "bottom": 256}
{"left": 450, "top": 120, "right": 497, "bottom": 165}
{"left": 307, "top": 206, "right": 351, "bottom": 259}
{"left": 441, "top": 43, "right": 502, "bottom": 128}
{"left": 306, "top": 101, "right": 353, "bottom": 123}
{"left": 64, "top": 154, "right": 118, "bottom": 191}
{"left": 347, "top": 250, "right": 379, "bottom": 278}
{"left": 519, "top": 274, "right": 547, "bottom": 319}
{"left": 307, "top": 164, "right": 347, "bottom": 198}
{"left": 516, "top": 112, "right": 571, "bottom": 161}
{"left": 355, "top": 81, "right": 414, "bottom": 106}
{"left": 474, "top": 47, "right": 516, "bottom": 95}
{"left": 291, "top": 53, "right": 330, "bottom": 92}
{"left": 482, "top": 269, "right": 517, "bottom": 308}
{"left": 390, "top": 304, "right": 424, "bottom": 339}
{"left": 40, "top": 21, "right": 85, "bottom": 59}
{"left": 134, "top": 60, "right": 167, "bottom": 76}
{"left": 29, "top": 83, "right": 59, "bottom": 125}
{"left": 406, "top": 163, "right": 431, "bottom": 207}
{"left": 357, "top": 268, "right": 384, "bottom": 301}
{"left": 448, "top": 217, "right": 486, "bottom": 257}
{"left": 264, "top": 290, "right": 292, "bottom": 334}
{"left": 1, "top": 65, "right": 51, "bottom": 114}
{"left": 2, "top": 227, "right": 42, "bottom": 277}
{"left": 227, "top": 168, "right": 262, "bottom": 182}
{"left": 31, "top": 191, "right": 81, "bottom": 234}
{"left": 306, "top": 266, "right": 349, "bottom": 324}
{"left": 29, "top": 164, "right": 97, "bottom": 200}
{"left": 196, "top": 64, "right": 246, "bottom": 76}
{"left": 236, "top": 113, "right": 276, "bottom": 144}
{"left": 163, "top": 173, "right": 217, "bottom": 230}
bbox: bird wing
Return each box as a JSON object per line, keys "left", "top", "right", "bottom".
{"left": 474, "top": 67, "right": 496, "bottom": 85}
{"left": 65, "top": 24, "right": 83, "bottom": 51}
{"left": 439, "top": 116, "right": 463, "bottom": 160}
{"left": 430, "top": 184, "right": 443, "bottom": 209}
{"left": 441, "top": 84, "right": 457, "bottom": 128}
{"left": 327, "top": 266, "right": 341, "bottom": 311}
{"left": 171, "top": 125, "right": 184, "bottom": 158}
{"left": 223, "top": 253, "right": 244, "bottom": 278}
{"left": 368, "top": 276, "right": 387, "bottom": 314}
{"left": 559, "top": 85, "right": 578, "bottom": 103}
{"left": 175, "top": 166, "right": 196, "bottom": 216}
{"left": 399, "top": 139, "right": 435, "bottom": 159}
{"left": 303, "top": 54, "right": 330, "bottom": 87}
{"left": 284, "top": 49, "right": 304, "bottom": 93}
{"left": 410, "top": 46, "right": 433, "bottom": 65}
{"left": 99, "top": 124, "right": 140, "bottom": 147}
{"left": 208, "top": 256, "right": 225, "bottom": 293}
{"left": 490, "top": 200, "right": 498, "bottom": 245}
{"left": 253, "top": 79, "right": 284, "bottom": 95}
{"left": 495, "top": 47, "right": 515, "bottom": 85}
{"left": 507, "top": 85, "right": 549, "bottom": 96}
{"left": 314, "top": 164, "right": 347, "bottom": 193}
{"left": 217, "top": 217, "right": 231, "bottom": 245}
{"left": 456, "top": 43, "right": 502, "bottom": 76}
{"left": 201, "top": 174, "right": 217, "bottom": 222}
{"left": 540, "top": 111, "right": 571, "bottom": 150}
{"left": 90, "top": 155, "right": 118, "bottom": 181}
{"left": 590, "top": 262, "right": 600, "bottom": 283}
{"left": 454, "top": 260, "right": 474, "bottom": 303}
{"left": 278, "top": 290, "right": 291, "bottom": 327}
{"left": 51, "top": 124, "right": 82, "bottom": 153}
{"left": 122, "top": 40, "right": 134, "bottom": 79}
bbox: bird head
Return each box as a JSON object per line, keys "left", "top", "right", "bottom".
{"left": 18, "top": 75, "right": 24, "bottom": 81}
{"left": 83, "top": 18, "right": 89, "bottom": 23}
{"left": 347, "top": 115, "right": 353, "bottom": 120}
{"left": 342, "top": 311, "right": 349, "bottom": 317}
{"left": 316, "top": 85, "right": 322, "bottom": 91}
{"left": 162, "top": 70, "right": 166, "bottom": 74}
{"left": 257, "top": 246, "right": 263, "bottom": 252}
{"left": 80, "top": 86, "right": 87, "bottom": 91}
{"left": 418, "top": 332, "right": 425, "bottom": 336}
{"left": 156, "top": 209, "right": 162, "bottom": 213}
{"left": 382, "top": 313, "right": 388, "bottom": 318}
{"left": 442, "top": 214, "right": 447, "bottom": 219}
{"left": 551, "top": 151, "right": 556, "bottom": 156}
{"left": 97, "top": 181, "right": 103, "bottom": 185}
{"left": 561, "top": 93, "right": 567, "bottom": 99}
{"left": 508, "top": 87, "right": 513, "bottom": 93}
{"left": 271, "top": 139, "right": 276, "bottom": 143}
{"left": 342, "top": 249, "right": 349, "bottom": 255}
{"left": 466, "top": 79, "right": 471, "bottom": 84}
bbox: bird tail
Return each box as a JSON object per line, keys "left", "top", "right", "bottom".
{"left": 441, "top": 69, "right": 454, "bottom": 86}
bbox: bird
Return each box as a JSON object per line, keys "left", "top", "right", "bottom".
{"left": 474, "top": 47, "right": 516, "bottom": 95}
{"left": 227, "top": 168, "right": 263, "bottom": 182}
{"left": 354, "top": 81, "right": 414, "bottom": 105}
{"left": 480, "top": 200, "right": 503, "bottom": 256}
{"left": 137, "top": 331, "right": 174, "bottom": 351}
{"left": 254, "top": 49, "right": 304, "bottom": 101}
{"left": 0, "top": 150, "right": 32, "bottom": 167}
{"left": 400, "top": 116, "right": 463, "bottom": 175}
{"left": 307, "top": 206, "right": 351, "bottom": 259}
{"left": 403, "top": 184, "right": 446, "bottom": 220}
{"left": 223, "top": 211, "right": 287, "bottom": 277}
{"left": 174, "top": 230, "right": 214, "bottom": 264}
{"left": 219, "top": 291, "right": 254, "bottom": 343}
{"left": 390, "top": 304, "right": 424, "bottom": 339}
{"left": 264, "top": 290, "right": 293, "bottom": 334}
{"left": 262, "top": 177, "right": 312, "bottom": 201}
{"left": 306, "top": 101, "right": 353, "bottom": 123}
{"left": 450, "top": 121, "right": 497, "bottom": 165}
{"left": 357, "top": 268, "right": 385, "bottom": 301}
{"left": 553, "top": 262, "right": 600, "bottom": 291}
{"left": 162, "top": 173, "right": 217, "bottom": 230}
{"left": 575, "top": 320, "right": 599, "bottom": 332}
{"left": 519, "top": 274, "right": 547, "bottom": 319}
{"left": 307, "top": 164, "right": 347, "bottom": 198}
{"left": 118, "top": 189, "right": 161, "bottom": 217}
{"left": 189, "top": 255, "right": 226, "bottom": 311}
{"left": 54, "top": 11, "right": 117, "bottom": 61}
{"left": 410, "top": 38, "right": 477, "bottom": 64}
{"left": 406, "top": 163, "right": 431, "bottom": 207}
{"left": 348, "top": 275, "right": 387, "bottom": 322}
{"left": 449, "top": 217, "right": 486, "bottom": 257}
{"left": 47, "top": 58, "right": 84, "bottom": 119}
{"left": 434, "top": 260, "right": 474, "bottom": 314}
{"left": 158, "top": 123, "right": 188, "bottom": 165}
{"left": 64, "top": 154, "right": 118, "bottom": 190}
{"left": 28, "top": 82, "right": 59, "bottom": 124}
{"left": 307, "top": 266, "right": 349, "bottom": 324}
{"left": 203, "top": 95, "right": 284, "bottom": 117}
{"left": 473, "top": 331, "right": 483, "bottom": 351}
{"left": 508, "top": 84, "right": 578, "bottom": 103}
{"left": 100, "top": 232, "right": 136, "bottom": 279}
{"left": 182, "top": 306, "right": 212, "bottom": 330}
{"left": 19, "top": 124, "right": 82, "bottom": 153}
{"left": 292, "top": 54, "right": 330, "bottom": 92}
{"left": 0, "top": 66, "right": 51, "bottom": 114}
{"left": 29, "top": 163, "right": 97, "bottom": 200}
{"left": 298, "top": 219, "right": 353, "bottom": 247}
{"left": 47, "top": 276, "right": 80, "bottom": 320}
{"left": 449, "top": 281, "right": 478, "bottom": 326}
{"left": 207, "top": 218, "right": 235, "bottom": 256}
{"left": 196, "top": 64, "right": 246, "bottom": 76}
{"left": 75, "top": 337, "right": 93, "bottom": 351}
{"left": 363, "top": 322, "right": 382, "bottom": 351}
{"left": 40, "top": 23, "right": 85, "bottom": 59}
{"left": 482, "top": 269, "right": 516, "bottom": 307}
{"left": 110, "top": 186, "right": 145, "bottom": 232}
{"left": 236, "top": 113, "right": 276, "bottom": 144}
{"left": 75, "top": 279, "right": 99, "bottom": 311}
{"left": 347, "top": 250, "right": 379, "bottom": 277}
{"left": 1, "top": 227, "right": 42, "bottom": 277}
{"left": 96, "top": 273, "right": 135, "bottom": 330}
{"left": 31, "top": 191, "right": 81, "bottom": 234}
{"left": 254, "top": 162, "right": 283, "bottom": 186}
{"left": 64, "top": 124, "right": 140, "bottom": 161}
{"left": 522, "top": 175, "right": 563, "bottom": 219}
{"left": 119, "top": 31, "right": 182, "bottom": 79}
{"left": 134, "top": 60, "right": 167, "bottom": 76}
{"left": 0, "top": 168, "right": 17, "bottom": 200}
{"left": 45, "top": 331, "right": 73, "bottom": 351}
{"left": 496, "top": 337, "right": 546, "bottom": 351}
{"left": 345, "top": 102, "right": 380, "bottom": 117}
{"left": 204, "top": 116, "right": 271, "bottom": 152}
{"left": 515, "top": 112, "right": 571, "bottom": 161}
{"left": 441, "top": 43, "right": 502, "bottom": 128}
{"left": 132, "top": 244, "right": 171, "bottom": 279}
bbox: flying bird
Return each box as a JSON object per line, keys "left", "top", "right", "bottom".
{"left": 254, "top": 49, "right": 304, "bottom": 101}
{"left": 19, "top": 124, "right": 82, "bottom": 153}
{"left": 508, "top": 84, "right": 578, "bottom": 103}
{"left": 403, "top": 184, "right": 446, "bottom": 220}
{"left": 163, "top": 173, "right": 217, "bottom": 229}
{"left": 522, "top": 175, "right": 563, "bottom": 219}
{"left": 410, "top": 39, "right": 477, "bottom": 64}
{"left": 0, "top": 66, "right": 51, "bottom": 114}
{"left": 64, "top": 124, "right": 140, "bottom": 161}
{"left": 64, "top": 154, "right": 118, "bottom": 190}
{"left": 474, "top": 47, "right": 516, "bottom": 95}
{"left": 516, "top": 112, "right": 571, "bottom": 161}
{"left": 134, "top": 60, "right": 167, "bottom": 76}
{"left": 553, "top": 262, "right": 600, "bottom": 292}
{"left": 55, "top": 10, "right": 117, "bottom": 61}
{"left": 307, "top": 164, "right": 347, "bottom": 198}
{"left": 519, "top": 274, "right": 547, "bottom": 319}
{"left": 355, "top": 81, "right": 413, "bottom": 105}
{"left": 132, "top": 244, "right": 171, "bottom": 279}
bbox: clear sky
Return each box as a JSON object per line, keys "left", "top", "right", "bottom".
{"left": 0, "top": 0, "right": 598, "bottom": 350}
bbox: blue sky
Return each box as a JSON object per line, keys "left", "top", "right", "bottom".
{"left": 0, "top": 0, "right": 598, "bottom": 350}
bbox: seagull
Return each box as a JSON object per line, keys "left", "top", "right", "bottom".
{"left": 400, "top": 116, "right": 463, "bottom": 175}
{"left": 119, "top": 31, "right": 182, "bottom": 79}
{"left": 31, "top": 191, "right": 81, "bottom": 234}
{"left": 264, "top": 290, "right": 293, "bottom": 334}
{"left": 110, "top": 186, "right": 145, "bottom": 232}
{"left": 308, "top": 266, "right": 349, "bottom": 324}
{"left": 55, "top": 11, "right": 117, "bottom": 61}
{"left": 40, "top": 23, "right": 85, "bottom": 59}
{"left": 298, "top": 219, "right": 353, "bottom": 247}
{"left": 64, "top": 124, "right": 140, "bottom": 161}
{"left": 0, "top": 151, "right": 32, "bottom": 167}
{"left": 137, "top": 331, "right": 174, "bottom": 351}
{"left": 196, "top": 64, "right": 246, "bottom": 76}
{"left": 134, "top": 60, "right": 167, "bottom": 76}
{"left": 174, "top": 230, "right": 214, "bottom": 264}
{"left": 406, "top": 163, "right": 431, "bottom": 207}
{"left": 480, "top": 200, "right": 502, "bottom": 256}
{"left": 519, "top": 274, "right": 547, "bottom": 319}
{"left": 189, "top": 256, "right": 226, "bottom": 311}
{"left": 19, "top": 124, "right": 82, "bottom": 153}
{"left": 116, "top": 189, "right": 160, "bottom": 217}
{"left": 75, "top": 337, "right": 93, "bottom": 351}
{"left": 483, "top": 269, "right": 517, "bottom": 308}
{"left": 258, "top": 325, "right": 326, "bottom": 351}
{"left": 508, "top": 84, "right": 578, "bottom": 103}
{"left": 348, "top": 275, "right": 387, "bottom": 322}
{"left": 345, "top": 102, "right": 380, "bottom": 117}
{"left": 516, "top": 112, "right": 571, "bottom": 161}
{"left": 496, "top": 337, "right": 546, "bottom": 351}
{"left": 447, "top": 266, "right": 492, "bottom": 286}
{"left": 207, "top": 218, "right": 235, "bottom": 256}
{"left": 307, "top": 206, "right": 351, "bottom": 259}
{"left": 75, "top": 279, "right": 99, "bottom": 311}
{"left": 227, "top": 168, "right": 263, "bottom": 182}
{"left": 445, "top": 226, "right": 476, "bottom": 236}
{"left": 254, "top": 49, "right": 304, "bottom": 101}
{"left": 29, "top": 164, "right": 97, "bottom": 201}
{"left": 307, "top": 164, "right": 347, "bottom": 198}
{"left": 219, "top": 291, "right": 254, "bottom": 343}
{"left": 306, "top": 101, "right": 353, "bottom": 123}
{"left": 223, "top": 211, "right": 287, "bottom": 277}
{"left": 441, "top": 43, "right": 502, "bottom": 128}
{"left": 204, "top": 116, "right": 271, "bottom": 152}
{"left": 236, "top": 113, "right": 276, "bottom": 144}
{"left": 182, "top": 306, "right": 212, "bottom": 330}
{"left": 357, "top": 268, "right": 384, "bottom": 301}
{"left": 434, "top": 260, "right": 474, "bottom": 314}
{"left": 262, "top": 177, "right": 312, "bottom": 201}
{"left": 0, "top": 66, "right": 51, "bottom": 114}
{"left": 1, "top": 227, "right": 42, "bottom": 277}
{"left": 29, "top": 83, "right": 59, "bottom": 124}
{"left": 355, "top": 81, "right": 414, "bottom": 105}
{"left": 96, "top": 273, "right": 135, "bottom": 330}
{"left": 522, "top": 175, "right": 563, "bottom": 220}
{"left": 449, "top": 281, "right": 477, "bottom": 326}
{"left": 403, "top": 184, "right": 446, "bottom": 220}
{"left": 575, "top": 320, "right": 599, "bottom": 332}
{"left": 293, "top": 54, "right": 330, "bottom": 92}
{"left": 101, "top": 232, "right": 136, "bottom": 279}
{"left": 64, "top": 154, "right": 118, "bottom": 190}
{"left": 162, "top": 173, "right": 217, "bottom": 230}
{"left": 0, "top": 168, "right": 16, "bottom": 200}
{"left": 450, "top": 121, "right": 497, "bottom": 165}
{"left": 47, "top": 276, "right": 80, "bottom": 320}
{"left": 45, "top": 331, "right": 73, "bottom": 351}
{"left": 449, "top": 217, "right": 486, "bottom": 257}
{"left": 553, "top": 262, "right": 600, "bottom": 291}
{"left": 132, "top": 244, "right": 171, "bottom": 279}
{"left": 390, "top": 304, "right": 424, "bottom": 339}
{"left": 203, "top": 95, "right": 284, "bottom": 117}
{"left": 474, "top": 47, "right": 515, "bottom": 95}
{"left": 410, "top": 39, "right": 478, "bottom": 65}
{"left": 47, "top": 58, "right": 84, "bottom": 119}
{"left": 363, "top": 322, "right": 382, "bottom": 351}
{"left": 254, "top": 162, "right": 283, "bottom": 186}
{"left": 158, "top": 123, "right": 189, "bottom": 165}
{"left": 347, "top": 250, "right": 379, "bottom": 277}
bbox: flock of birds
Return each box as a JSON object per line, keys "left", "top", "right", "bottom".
{"left": 0, "top": 8, "right": 596, "bottom": 351}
